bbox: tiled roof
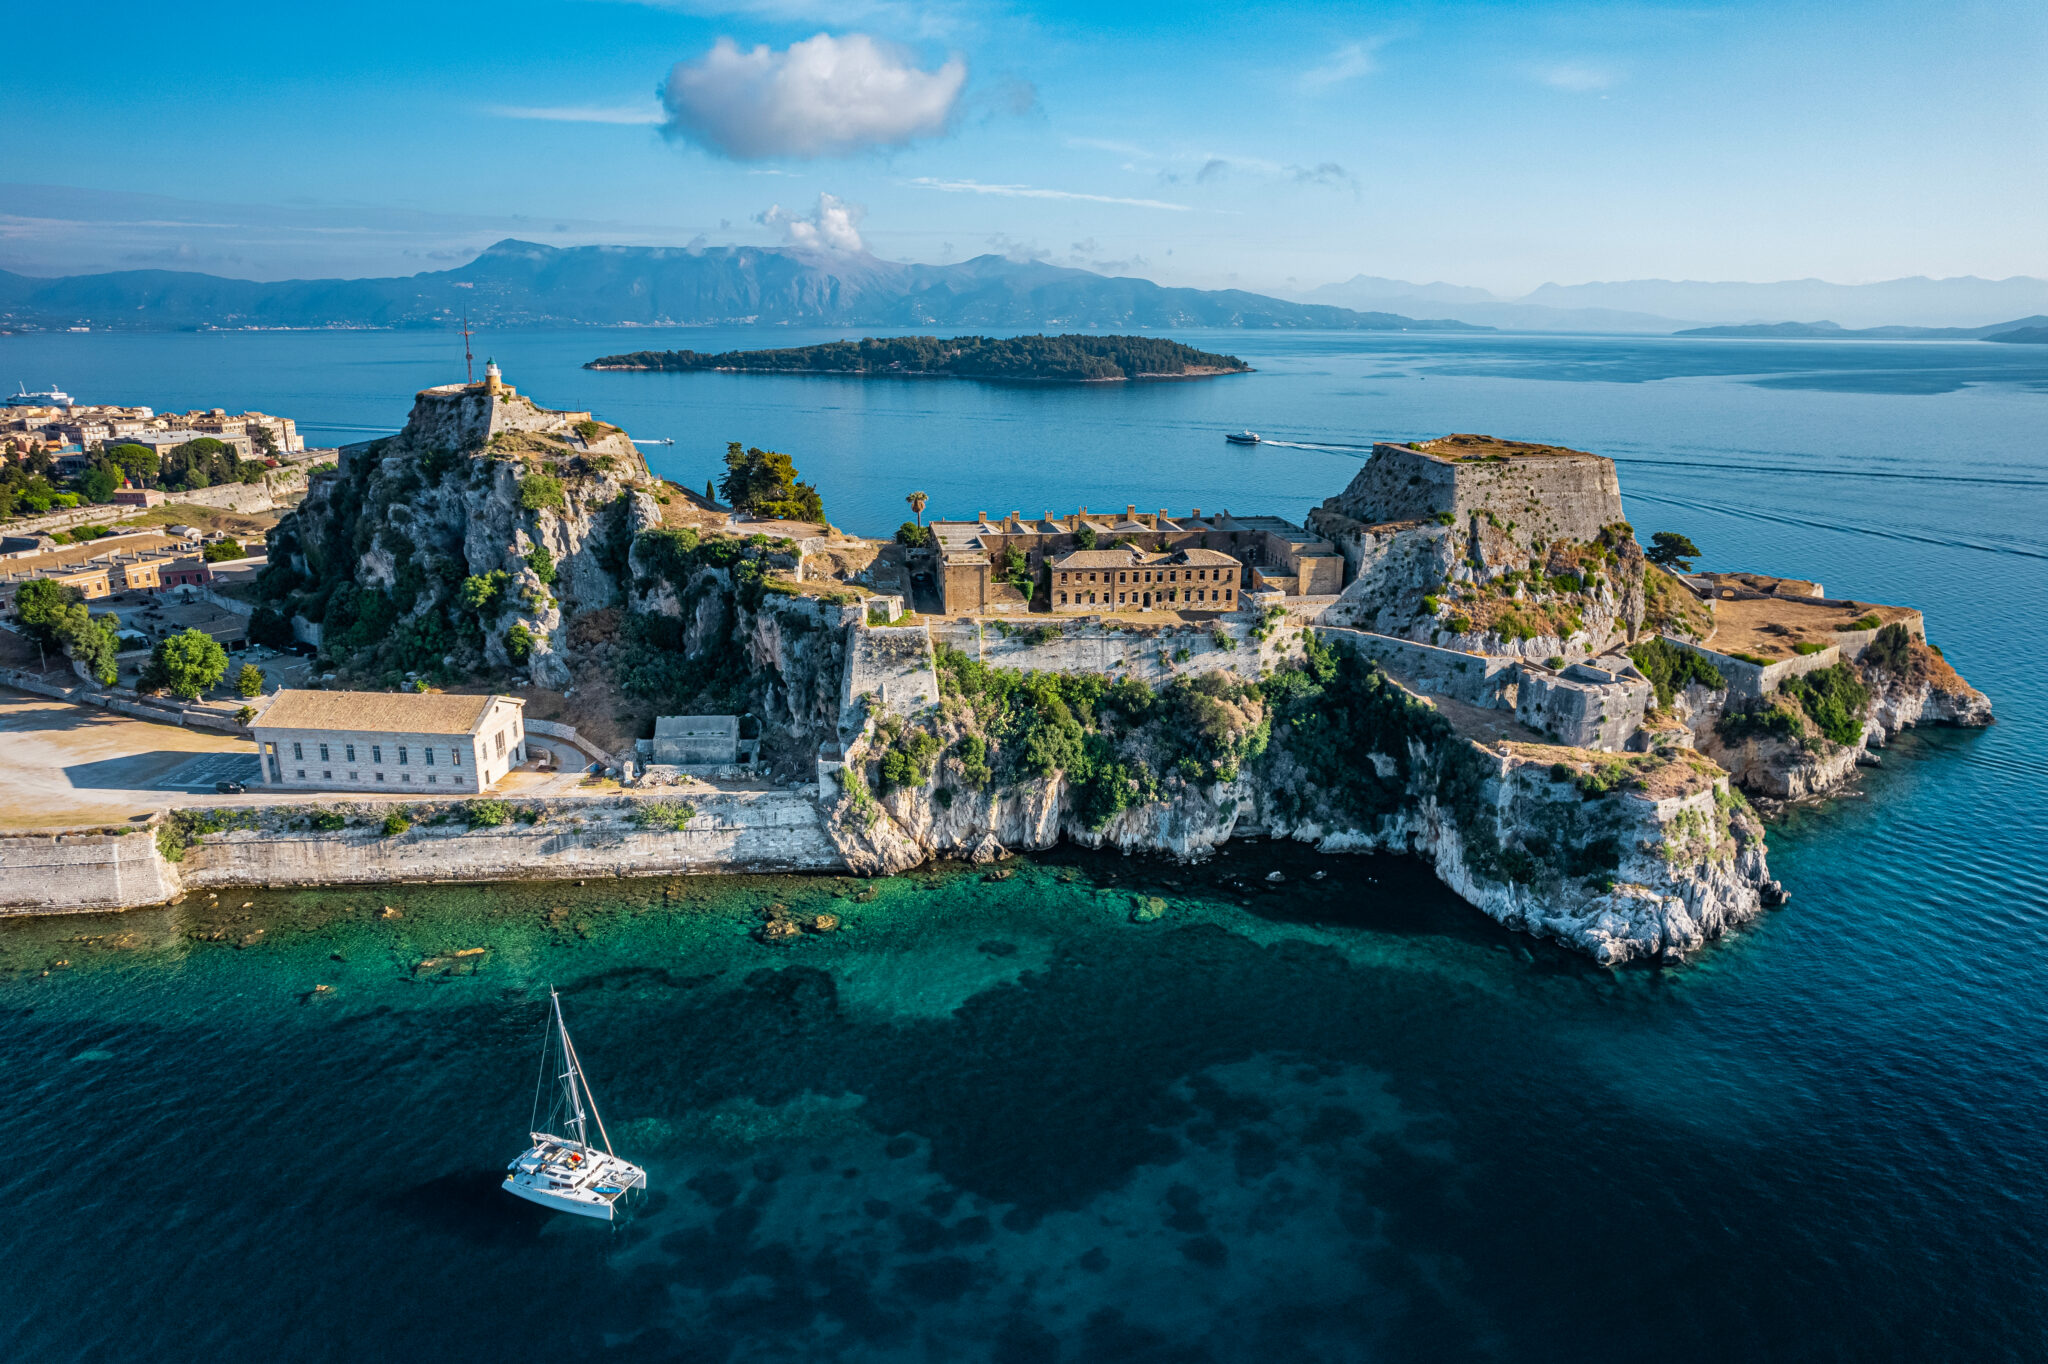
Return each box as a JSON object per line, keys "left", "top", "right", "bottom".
{"left": 1051, "top": 546, "right": 1239, "bottom": 570}
{"left": 252, "top": 689, "right": 518, "bottom": 735}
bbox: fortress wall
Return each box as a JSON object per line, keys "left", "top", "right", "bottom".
{"left": 1447, "top": 455, "right": 1624, "bottom": 548}
{"left": 1319, "top": 444, "right": 1460, "bottom": 526}
{"left": 3, "top": 791, "right": 847, "bottom": 914}
{"left": 1317, "top": 444, "right": 1624, "bottom": 553}
{"left": 1319, "top": 628, "right": 1519, "bottom": 707}
{"left": 929, "top": 617, "right": 1283, "bottom": 686}
{"left": 843, "top": 625, "right": 942, "bottom": 722}
{"left": 0, "top": 829, "right": 180, "bottom": 914}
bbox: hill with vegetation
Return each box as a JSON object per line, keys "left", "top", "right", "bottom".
{"left": 586, "top": 334, "right": 1253, "bottom": 382}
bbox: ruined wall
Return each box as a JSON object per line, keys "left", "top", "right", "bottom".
{"left": 1318, "top": 628, "right": 1519, "bottom": 707}
{"left": 1515, "top": 662, "right": 1652, "bottom": 751}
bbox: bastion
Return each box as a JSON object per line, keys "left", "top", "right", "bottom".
{"left": 1312, "top": 435, "right": 1626, "bottom": 551}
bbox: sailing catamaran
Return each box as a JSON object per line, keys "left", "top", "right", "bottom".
{"left": 502, "top": 989, "right": 647, "bottom": 1221}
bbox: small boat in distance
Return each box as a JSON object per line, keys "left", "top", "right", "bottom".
{"left": 503, "top": 988, "right": 647, "bottom": 1221}
{"left": 633, "top": 437, "right": 675, "bottom": 446}
{"left": 1225, "top": 430, "right": 1261, "bottom": 445}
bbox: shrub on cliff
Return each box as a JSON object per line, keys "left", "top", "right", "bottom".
{"left": 518, "top": 473, "right": 566, "bottom": 511}
{"left": 464, "top": 799, "right": 511, "bottom": 828}
{"left": 1780, "top": 663, "right": 1871, "bottom": 748}
{"left": 1864, "top": 623, "right": 1913, "bottom": 674}
{"left": 1628, "top": 638, "right": 1728, "bottom": 707}
{"left": 632, "top": 800, "right": 696, "bottom": 831}
{"left": 718, "top": 443, "right": 825, "bottom": 523}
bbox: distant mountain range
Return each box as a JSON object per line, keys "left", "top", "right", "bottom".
{"left": 0, "top": 240, "right": 1486, "bottom": 333}
{"left": 1299, "top": 273, "right": 2048, "bottom": 333}
{"left": 1674, "top": 316, "right": 2048, "bottom": 341}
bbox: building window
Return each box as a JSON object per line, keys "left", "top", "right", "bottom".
{"left": 397, "top": 746, "right": 408, "bottom": 765}
{"left": 345, "top": 744, "right": 355, "bottom": 762}
{"left": 424, "top": 748, "right": 435, "bottom": 766}
{"left": 292, "top": 742, "right": 303, "bottom": 760}
{"left": 296, "top": 769, "right": 305, "bottom": 778}
{"left": 376, "top": 773, "right": 386, "bottom": 782}
{"left": 451, "top": 749, "right": 462, "bottom": 767}
{"left": 496, "top": 731, "right": 506, "bottom": 757}
{"left": 428, "top": 775, "right": 437, "bottom": 784}
{"left": 372, "top": 745, "right": 383, "bottom": 764}
{"left": 402, "top": 773, "right": 411, "bottom": 783}
{"left": 348, "top": 772, "right": 358, "bottom": 781}
{"left": 322, "top": 770, "right": 332, "bottom": 779}
{"left": 319, "top": 743, "right": 330, "bottom": 761}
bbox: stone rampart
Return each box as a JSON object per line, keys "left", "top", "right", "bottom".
{"left": 1316, "top": 443, "right": 1624, "bottom": 551}
{"left": 1318, "top": 628, "right": 1519, "bottom": 707}
{"left": 0, "top": 827, "right": 180, "bottom": 913}
{"left": 1, "top": 790, "right": 846, "bottom": 914}
{"left": 929, "top": 617, "right": 1280, "bottom": 686}
{"left": 1515, "top": 662, "right": 1651, "bottom": 751}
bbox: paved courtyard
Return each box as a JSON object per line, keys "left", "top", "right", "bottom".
{"left": 0, "top": 689, "right": 601, "bottom": 830}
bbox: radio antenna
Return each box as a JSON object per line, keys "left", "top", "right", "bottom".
{"left": 462, "top": 309, "right": 475, "bottom": 386}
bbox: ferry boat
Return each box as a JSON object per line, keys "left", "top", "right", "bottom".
{"left": 502, "top": 989, "right": 647, "bottom": 1221}
{"left": 8, "top": 383, "right": 73, "bottom": 409}
{"left": 1225, "top": 430, "right": 1261, "bottom": 445}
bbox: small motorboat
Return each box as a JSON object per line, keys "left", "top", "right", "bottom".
{"left": 1225, "top": 430, "right": 1261, "bottom": 445}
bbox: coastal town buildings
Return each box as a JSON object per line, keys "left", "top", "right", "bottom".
{"left": 250, "top": 690, "right": 528, "bottom": 794}
{"left": 1048, "top": 545, "right": 1242, "bottom": 613}
{"left": 2, "top": 402, "right": 303, "bottom": 460}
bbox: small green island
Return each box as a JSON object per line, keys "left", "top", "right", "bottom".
{"left": 584, "top": 333, "right": 1253, "bottom": 382}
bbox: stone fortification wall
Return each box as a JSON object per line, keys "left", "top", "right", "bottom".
{"left": 0, "top": 828, "right": 179, "bottom": 913}
{"left": 1, "top": 790, "right": 844, "bottom": 914}
{"left": 927, "top": 616, "right": 1301, "bottom": 686}
{"left": 1659, "top": 632, "right": 1880, "bottom": 702}
{"left": 1515, "top": 662, "right": 1652, "bottom": 751}
{"left": 842, "top": 626, "right": 942, "bottom": 727}
{"left": 1318, "top": 628, "right": 1519, "bottom": 707}
{"left": 1316, "top": 443, "right": 1623, "bottom": 550}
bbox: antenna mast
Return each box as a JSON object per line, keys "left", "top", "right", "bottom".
{"left": 462, "top": 309, "right": 475, "bottom": 386}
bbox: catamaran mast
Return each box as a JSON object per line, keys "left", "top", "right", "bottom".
{"left": 551, "top": 989, "right": 590, "bottom": 1151}
{"left": 556, "top": 1011, "right": 617, "bottom": 1156}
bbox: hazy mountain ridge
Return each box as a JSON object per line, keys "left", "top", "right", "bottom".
{"left": 1300, "top": 272, "right": 2048, "bottom": 332}
{"left": 1674, "top": 316, "right": 2048, "bottom": 341}
{"left": 0, "top": 240, "right": 1486, "bottom": 333}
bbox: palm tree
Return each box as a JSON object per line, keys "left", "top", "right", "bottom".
{"left": 906, "top": 490, "right": 928, "bottom": 528}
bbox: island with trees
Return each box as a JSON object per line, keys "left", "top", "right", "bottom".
{"left": 585, "top": 334, "right": 1253, "bottom": 383}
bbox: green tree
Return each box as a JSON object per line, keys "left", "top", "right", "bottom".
{"left": 506, "top": 621, "right": 536, "bottom": 663}
{"left": 525, "top": 544, "right": 557, "bottom": 585}
{"left": 1646, "top": 531, "right": 1702, "bottom": 572}
{"left": 704, "top": 479, "right": 715, "bottom": 502}
{"left": 145, "top": 628, "right": 230, "bottom": 700}
{"left": 106, "top": 443, "right": 161, "bottom": 487}
{"left": 203, "top": 538, "right": 246, "bottom": 563}
{"left": 906, "top": 490, "right": 928, "bottom": 527}
{"left": 460, "top": 570, "right": 508, "bottom": 611}
{"left": 718, "top": 442, "right": 825, "bottom": 523}
{"left": 894, "top": 521, "right": 931, "bottom": 548}
{"left": 14, "top": 578, "right": 78, "bottom": 648}
{"left": 236, "top": 662, "right": 265, "bottom": 697}
{"left": 54, "top": 605, "right": 121, "bottom": 686}
{"left": 79, "top": 464, "right": 120, "bottom": 503}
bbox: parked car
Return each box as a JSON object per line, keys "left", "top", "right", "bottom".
{"left": 215, "top": 780, "right": 246, "bottom": 795}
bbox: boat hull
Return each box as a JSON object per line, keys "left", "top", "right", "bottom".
{"left": 502, "top": 1176, "right": 621, "bottom": 1221}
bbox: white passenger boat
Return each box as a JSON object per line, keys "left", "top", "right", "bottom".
{"left": 1225, "top": 430, "right": 1261, "bottom": 445}
{"left": 502, "top": 989, "right": 647, "bottom": 1221}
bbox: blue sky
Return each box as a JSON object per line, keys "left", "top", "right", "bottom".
{"left": 2, "top": 0, "right": 2041, "bottom": 292}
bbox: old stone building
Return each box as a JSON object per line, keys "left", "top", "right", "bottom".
{"left": 932, "top": 504, "right": 1341, "bottom": 616}
{"left": 250, "top": 690, "right": 528, "bottom": 794}
{"left": 1049, "top": 545, "right": 1242, "bottom": 614}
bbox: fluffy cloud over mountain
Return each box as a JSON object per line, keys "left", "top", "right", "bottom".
{"left": 658, "top": 33, "right": 967, "bottom": 160}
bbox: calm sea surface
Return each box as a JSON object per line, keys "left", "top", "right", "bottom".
{"left": 2, "top": 327, "right": 2046, "bottom": 1361}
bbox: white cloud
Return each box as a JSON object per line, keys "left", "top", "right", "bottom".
{"left": 1302, "top": 40, "right": 1383, "bottom": 91}
{"left": 659, "top": 33, "right": 967, "bottom": 160}
{"left": 1537, "top": 62, "right": 1620, "bottom": 92}
{"left": 907, "top": 177, "right": 1192, "bottom": 211}
{"left": 489, "top": 103, "right": 665, "bottom": 124}
{"left": 756, "top": 192, "right": 868, "bottom": 252}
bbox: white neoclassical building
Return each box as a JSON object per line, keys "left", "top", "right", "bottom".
{"left": 250, "top": 690, "right": 528, "bottom": 794}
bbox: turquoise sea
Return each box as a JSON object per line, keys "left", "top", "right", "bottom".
{"left": 2, "top": 326, "right": 2046, "bottom": 1360}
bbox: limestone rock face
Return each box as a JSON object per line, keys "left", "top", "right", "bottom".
{"left": 271, "top": 384, "right": 652, "bottom": 685}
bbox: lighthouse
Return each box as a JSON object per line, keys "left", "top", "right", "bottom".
{"left": 483, "top": 359, "right": 504, "bottom": 396}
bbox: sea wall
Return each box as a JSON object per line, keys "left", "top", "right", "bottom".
{"left": 0, "top": 790, "right": 845, "bottom": 915}
{"left": 0, "top": 827, "right": 180, "bottom": 913}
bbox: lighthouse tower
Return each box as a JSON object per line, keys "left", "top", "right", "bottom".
{"left": 483, "top": 359, "right": 504, "bottom": 396}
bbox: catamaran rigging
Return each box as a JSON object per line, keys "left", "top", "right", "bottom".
{"left": 502, "top": 989, "right": 647, "bottom": 1220}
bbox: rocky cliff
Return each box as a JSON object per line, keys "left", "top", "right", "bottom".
{"left": 818, "top": 631, "right": 1777, "bottom": 964}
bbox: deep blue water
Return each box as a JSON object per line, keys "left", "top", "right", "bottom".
{"left": 2, "top": 326, "right": 2045, "bottom": 1361}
